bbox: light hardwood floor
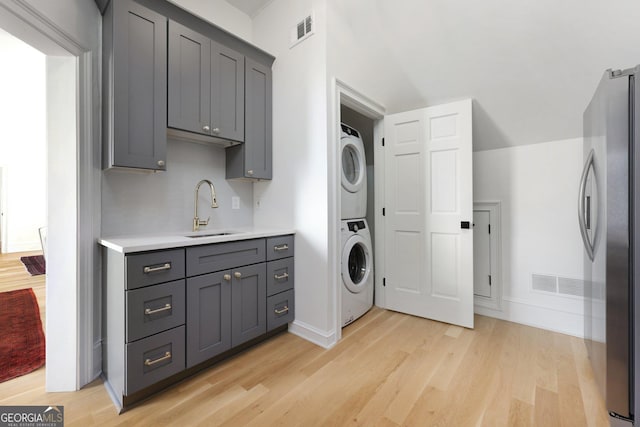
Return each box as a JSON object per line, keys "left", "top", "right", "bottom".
{"left": 0, "top": 251, "right": 610, "bottom": 426}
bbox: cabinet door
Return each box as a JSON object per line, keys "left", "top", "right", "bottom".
{"left": 168, "top": 20, "right": 211, "bottom": 136}
{"left": 111, "top": 0, "right": 167, "bottom": 170}
{"left": 211, "top": 42, "right": 244, "bottom": 142}
{"left": 225, "top": 58, "right": 272, "bottom": 180}
{"left": 186, "top": 271, "right": 231, "bottom": 368}
{"left": 231, "top": 263, "right": 266, "bottom": 346}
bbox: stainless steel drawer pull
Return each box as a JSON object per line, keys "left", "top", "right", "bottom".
{"left": 274, "top": 306, "right": 289, "bottom": 315}
{"left": 274, "top": 244, "right": 289, "bottom": 252}
{"left": 144, "top": 304, "right": 172, "bottom": 316}
{"left": 144, "top": 351, "right": 172, "bottom": 366}
{"left": 274, "top": 272, "right": 289, "bottom": 280}
{"left": 143, "top": 263, "right": 171, "bottom": 274}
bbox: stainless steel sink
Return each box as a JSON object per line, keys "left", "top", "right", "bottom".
{"left": 184, "top": 232, "right": 236, "bottom": 238}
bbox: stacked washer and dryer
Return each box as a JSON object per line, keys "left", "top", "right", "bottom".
{"left": 340, "top": 123, "right": 374, "bottom": 327}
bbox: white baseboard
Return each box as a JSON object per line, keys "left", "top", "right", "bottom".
{"left": 475, "top": 296, "right": 585, "bottom": 338}
{"left": 288, "top": 320, "right": 337, "bottom": 349}
{"left": 92, "top": 341, "right": 102, "bottom": 382}
{"left": 7, "top": 240, "right": 42, "bottom": 253}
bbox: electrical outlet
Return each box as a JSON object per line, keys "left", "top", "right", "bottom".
{"left": 232, "top": 196, "right": 240, "bottom": 210}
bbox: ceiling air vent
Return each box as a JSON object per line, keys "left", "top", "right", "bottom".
{"left": 290, "top": 14, "right": 314, "bottom": 48}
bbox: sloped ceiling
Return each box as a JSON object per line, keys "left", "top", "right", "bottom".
{"left": 226, "top": 0, "right": 271, "bottom": 17}
{"left": 231, "top": 0, "right": 640, "bottom": 150}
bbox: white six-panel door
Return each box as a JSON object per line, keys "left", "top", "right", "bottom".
{"left": 383, "top": 100, "right": 474, "bottom": 328}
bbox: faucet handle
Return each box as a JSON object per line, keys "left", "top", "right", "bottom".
{"left": 199, "top": 217, "right": 210, "bottom": 226}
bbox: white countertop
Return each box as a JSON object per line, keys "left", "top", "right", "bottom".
{"left": 99, "top": 226, "right": 296, "bottom": 254}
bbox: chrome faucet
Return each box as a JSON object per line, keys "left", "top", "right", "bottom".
{"left": 193, "top": 179, "right": 218, "bottom": 231}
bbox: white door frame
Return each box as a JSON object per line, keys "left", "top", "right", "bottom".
{"left": 329, "top": 78, "right": 385, "bottom": 343}
{"left": 0, "top": 0, "right": 99, "bottom": 390}
{"left": 0, "top": 166, "right": 6, "bottom": 253}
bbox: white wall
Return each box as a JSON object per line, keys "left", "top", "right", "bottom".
{"left": 102, "top": 140, "right": 253, "bottom": 236}
{"left": 0, "top": 28, "right": 46, "bottom": 253}
{"left": 473, "top": 138, "right": 586, "bottom": 336}
{"left": 252, "top": 0, "right": 335, "bottom": 345}
{"left": 169, "top": 0, "right": 253, "bottom": 42}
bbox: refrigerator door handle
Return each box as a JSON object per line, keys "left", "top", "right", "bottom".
{"left": 578, "top": 149, "right": 595, "bottom": 261}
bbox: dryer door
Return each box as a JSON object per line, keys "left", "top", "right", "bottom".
{"left": 341, "top": 136, "right": 366, "bottom": 193}
{"left": 342, "top": 234, "right": 371, "bottom": 293}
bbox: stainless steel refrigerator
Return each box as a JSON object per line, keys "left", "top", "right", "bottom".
{"left": 581, "top": 65, "right": 639, "bottom": 426}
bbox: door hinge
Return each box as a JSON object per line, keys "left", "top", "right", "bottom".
{"left": 382, "top": 137, "right": 385, "bottom": 147}
{"left": 383, "top": 277, "right": 386, "bottom": 287}
{"left": 382, "top": 208, "right": 386, "bottom": 216}
{"left": 488, "top": 224, "right": 491, "bottom": 234}
{"left": 489, "top": 275, "right": 492, "bottom": 286}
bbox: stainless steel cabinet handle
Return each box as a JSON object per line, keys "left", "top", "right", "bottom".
{"left": 234, "top": 271, "right": 242, "bottom": 279}
{"left": 578, "top": 149, "right": 595, "bottom": 262}
{"left": 212, "top": 127, "right": 220, "bottom": 134}
{"left": 247, "top": 170, "right": 254, "bottom": 176}
{"left": 223, "top": 274, "right": 231, "bottom": 281}
{"left": 274, "top": 244, "right": 289, "bottom": 252}
{"left": 157, "top": 160, "right": 165, "bottom": 167}
{"left": 144, "top": 351, "right": 171, "bottom": 366}
{"left": 274, "top": 272, "right": 289, "bottom": 280}
{"left": 203, "top": 125, "right": 211, "bottom": 132}
{"left": 143, "top": 263, "right": 171, "bottom": 274}
{"left": 144, "top": 303, "right": 171, "bottom": 315}
{"left": 274, "top": 306, "right": 289, "bottom": 315}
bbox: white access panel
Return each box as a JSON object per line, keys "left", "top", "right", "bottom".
{"left": 473, "top": 210, "right": 491, "bottom": 297}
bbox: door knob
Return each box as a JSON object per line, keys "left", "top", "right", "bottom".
{"left": 223, "top": 274, "right": 231, "bottom": 281}
{"left": 157, "top": 160, "right": 165, "bottom": 167}
{"left": 212, "top": 127, "right": 220, "bottom": 134}
{"left": 234, "top": 271, "right": 242, "bottom": 279}
{"left": 203, "top": 125, "right": 211, "bottom": 132}
{"left": 247, "top": 170, "right": 254, "bottom": 176}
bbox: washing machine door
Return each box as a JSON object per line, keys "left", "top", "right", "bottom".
{"left": 341, "top": 136, "right": 366, "bottom": 193}
{"left": 342, "top": 234, "right": 371, "bottom": 293}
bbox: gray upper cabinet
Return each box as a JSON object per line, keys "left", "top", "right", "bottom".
{"left": 212, "top": 42, "right": 245, "bottom": 142}
{"left": 168, "top": 21, "right": 210, "bottom": 136}
{"left": 226, "top": 58, "right": 272, "bottom": 180}
{"left": 103, "top": 0, "right": 167, "bottom": 171}
{"left": 168, "top": 21, "right": 245, "bottom": 143}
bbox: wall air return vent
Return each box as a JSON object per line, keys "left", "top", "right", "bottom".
{"left": 290, "top": 14, "right": 314, "bottom": 48}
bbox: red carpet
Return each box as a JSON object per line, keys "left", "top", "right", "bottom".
{"left": 20, "top": 255, "right": 46, "bottom": 276}
{"left": 0, "top": 288, "right": 45, "bottom": 383}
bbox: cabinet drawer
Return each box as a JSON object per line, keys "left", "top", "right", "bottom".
{"left": 126, "top": 249, "right": 185, "bottom": 290}
{"left": 125, "top": 326, "right": 185, "bottom": 395}
{"left": 267, "top": 289, "right": 294, "bottom": 331}
{"left": 266, "top": 258, "right": 294, "bottom": 297}
{"left": 266, "top": 235, "right": 294, "bottom": 261}
{"left": 126, "top": 280, "right": 186, "bottom": 342}
{"left": 186, "top": 239, "right": 265, "bottom": 277}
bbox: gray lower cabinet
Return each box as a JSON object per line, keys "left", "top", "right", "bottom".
{"left": 168, "top": 20, "right": 245, "bottom": 143}
{"left": 102, "top": 234, "right": 293, "bottom": 410}
{"left": 186, "top": 271, "right": 232, "bottom": 368}
{"left": 226, "top": 57, "right": 273, "bottom": 180}
{"left": 103, "top": 0, "right": 167, "bottom": 171}
{"left": 231, "top": 263, "right": 267, "bottom": 346}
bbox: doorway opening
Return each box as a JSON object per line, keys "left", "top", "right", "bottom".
{"left": 330, "top": 79, "right": 385, "bottom": 343}
{"left": 0, "top": 1, "right": 100, "bottom": 391}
